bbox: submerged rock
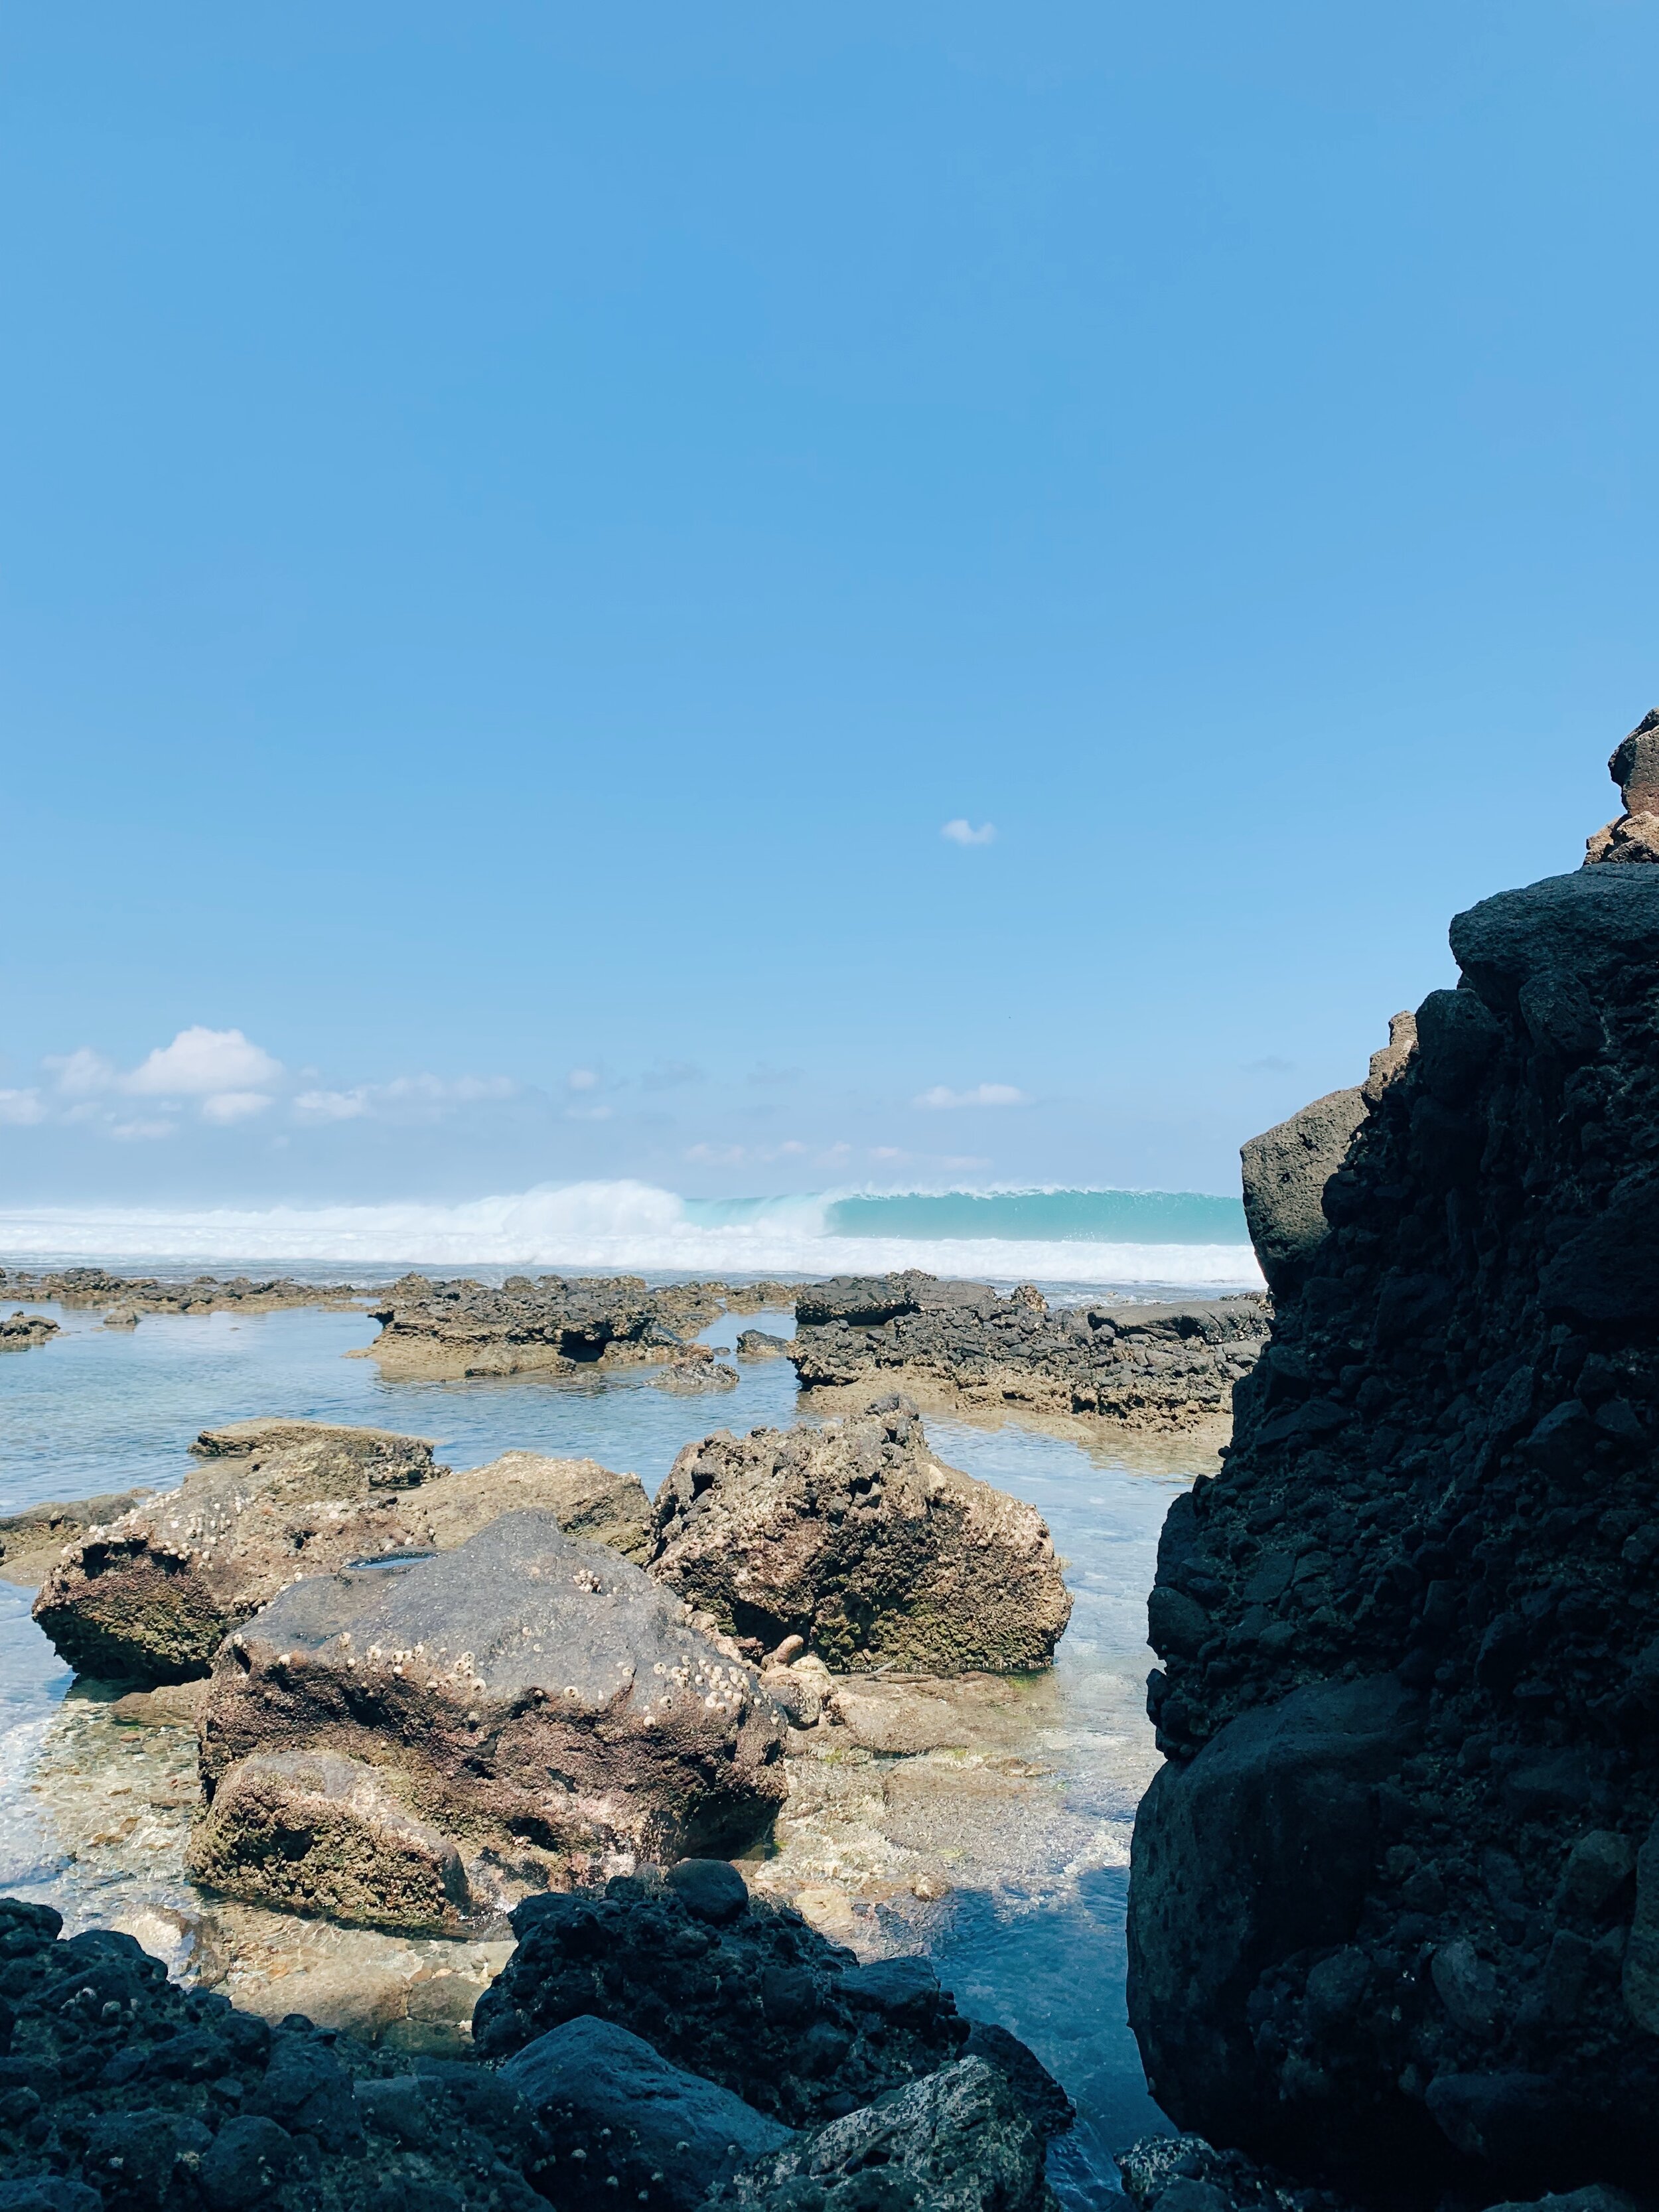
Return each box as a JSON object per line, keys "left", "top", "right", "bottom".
{"left": 705, "top": 2058, "right": 1056, "bottom": 2212}
{"left": 474, "top": 1868, "right": 968, "bottom": 2125}
{"left": 788, "top": 1273, "right": 1268, "bottom": 1434}
{"left": 33, "top": 1422, "right": 653, "bottom": 1681}
{"left": 648, "top": 1397, "right": 1072, "bottom": 1672}
{"left": 194, "top": 1512, "right": 787, "bottom": 1919}
{"left": 1129, "top": 750, "right": 1659, "bottom": 2200}
{"left": 652, "top": 1359, "right": 739, "bottom": 1394}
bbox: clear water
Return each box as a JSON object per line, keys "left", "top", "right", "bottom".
{"left": 0, "top": 1297, "right": 1196, "bottom": 2200}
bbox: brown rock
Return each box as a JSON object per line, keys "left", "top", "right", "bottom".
{"left": 194, "top": 1511, "right": 787, "bottom": 1922}
{"left": 34, "top": 1422, "right": 654, "bottom": 1682}
{"left": 648, "top": 1396, "right": 1072, "bottom": 1674}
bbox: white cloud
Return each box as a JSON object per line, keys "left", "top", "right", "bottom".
{"left": 567, "top": 1068, "right": 600, "bottom": 1092}
{"left": 912, "top": 1082, "right": 1029, "bottom": 1110}
{"left": 566, "top": 1104, "right": 614, "bottom": 1122}
{"left": 642, "top": 1061, "right": 703, "bottom": 1092}
{"left": 47, "top": 1048, "right": 117, "bottom": 1097}
{"left": 940, "top": 1154, "right": 992, "bottom": 1170}
{"left": 125, "top": 1027, "right": 283, "bottom": 1098}
{"left": 110, "top": 1118, "right": 177, "bottom": 1142}
{"left": 685, "top": 1142, "right": 744, "bottom": 1165}
{"left": 0, "top": 1089, "right": 46, "bottom": 1126}
{"left": 941, "top": 818, "right": 995, "bottom": 847}
{"left": 293, "top": 1088, "right": 371, "bottom": 1123}
{"left": 201, "top": 1090, "right": 275, "bottom": 1125}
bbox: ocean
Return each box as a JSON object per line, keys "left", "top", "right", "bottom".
{"left": 0, "top": 1180, "right": 1261, "bottom": 1294}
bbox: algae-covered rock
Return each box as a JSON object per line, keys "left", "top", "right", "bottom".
{"left": 648, "top": 1396, "right": 1072, "bottom": 1673}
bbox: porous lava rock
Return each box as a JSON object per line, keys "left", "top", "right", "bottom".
{"left": 0, "top": 1312, "right": 58, "bottom": 1352}
{"left": 0, "top": 1490, "right": 155, "bottom": 1584}
{"left": 1585, "top": 707, "right": 1659, "bottom": 864}
{"left": 33, "top": 1424, "right": 653, "bottom": 1681}
{"left": 0, "top": 1894, "right": 545, "bottom": 2212}
{"left": 363, "top": 1275, "right": 725, "bottom": 1380}
{"left": 1129, "top": 838, "right": 1659, "bottom": 2201}
{"left": 648, "top": 1397, "right": 1072, "bottom": 1672}
{"left": 472, "top": 1869, "right": 969, "bottom": 2126}
{"left": 0, "top": 1267, "right": 383, "bottom": 1315}
{"left": 788, "top": 1275, "right": 1267, "bottom": 1434}
{"left": 705, "top": 2057, "right": 1056, "bottom": 2212}
{"left": 194, "top": 1513, "right": 787, "bottom": 1918}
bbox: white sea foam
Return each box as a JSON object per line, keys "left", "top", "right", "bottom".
{"left": 0, "top": 1181, "right": 1263, "bottom": 1291}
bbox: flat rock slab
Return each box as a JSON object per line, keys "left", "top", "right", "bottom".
{"left": 649, "top": 1396, "right": 1072, "bottom": 1674}
{"left": 33, "top": 1422, "right": 652, "bottom": 1682}
{"left": 363, "top": 1271, "right": 726, "bottom": 1379}
{"left": 195, "top": 1511, "right": 787, "bottom": 1921}
{"left": 788, "top": 1272, "right": 1267, "bottom": 1435}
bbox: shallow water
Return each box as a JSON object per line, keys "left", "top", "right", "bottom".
{"left": 0, "top": 1297, "right": 1196, "bottom": 2201}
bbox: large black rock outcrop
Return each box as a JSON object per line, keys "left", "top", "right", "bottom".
{"left": 1129, "top": 859, "right": 1659, "bottom": 2203}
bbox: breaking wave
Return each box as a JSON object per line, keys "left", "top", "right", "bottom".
{"left": 0, "top": 1182, "right": 1262, "bottom": 1292}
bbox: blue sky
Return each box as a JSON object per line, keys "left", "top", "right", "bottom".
{"left": 3, "top": 1, "right": 1656, "bottom": 1209}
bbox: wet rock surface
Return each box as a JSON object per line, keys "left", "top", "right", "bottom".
{"left": 1130, "top": 836, "right": 1659, "bottom": 2198}
{"left": 33, "top": 1424, "right": 654, "bottom": 1682}
{"left": 195, "top": 1513, "right": 788, "bottom": 1918}
{"left": 648, "top": 1398, "right": 1072, "bottom": 1673}
{"left": 0, "top": 1313, "right": 60, "bottom": 1353}
{"left": 787, "top": 1275, "right": 1267, "bottom": 1434}
{"left": 363, "top": 1276, "right": 729, "bottom": 1380}
{"left": 0, "top": 1268, "right": 382, "bottom": 1315}
{"left": 0, "top": 1491, "right": 156, "bottom": 1584}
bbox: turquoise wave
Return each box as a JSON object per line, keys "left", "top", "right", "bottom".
{"left": 822, "top": 1187, "right": 1247, "bottom": 1246}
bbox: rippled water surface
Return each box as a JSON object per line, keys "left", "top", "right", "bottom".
{"left": 0, "top": 1298, "right": 1199, "bottom": 2200}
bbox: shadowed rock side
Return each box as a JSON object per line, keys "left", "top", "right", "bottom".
{"left": 33, "top": 1422, "right": 654, "bottom": 1681}
{"left": 0, "top": 1487, "right": 155, "bottom": 1583}
{"left": 648, "top": 1396, "right": 1072, "bottom": 1673}
{"left": 363, "top": 1274, "right": 729, "bottom": 1379}
{"left": 787, "top": 1274, "right": 1269, "bottom": 1434}
{"left": 192, "top": 1512, "right": 787, "bottom": 1921}
{"left": 0, "top": 1886, "right": 1065, "bottom": 2212}
{"left": 1128, "top": 856, "right": 1659, "bottom": 2202}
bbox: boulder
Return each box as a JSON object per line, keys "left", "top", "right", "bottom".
{"left": 648, "top": 1397, "right": 1072, "bottom": 1672}
{"left": 652, "top": 1360, "right": 739, "bottom": 1394}
{"left": 186, "top": 1747, "right": 474, "bottom": 1933}
{"left": 474, "top": 1870, "right": 968, "bottom": 2126}
{"left": 363, "top": 1273, "right": 726, "bottom": 1379}
{"left": 1240, "top": 1087, "right": 1367, "bottom": 1297}
{"left": 736, "top": 1330, "right": 790, "bottom": 1359}
{"left": 194, "top": 1512, "right": 787, "bottom": 1919}
{"left": 0, "top": 1311, "right": 58, "bottom": 1352}
{"left": 705, "top": 2058, "right": 1056, "bottom": 2212}
{"left": 33, "top": 1422, "right": 653, "bottom": 1680}
{"left": 500, "top": 2015, "right": 792, "bottom": 2212}
{"left": 0, "top": 1489, "right": 155, "bottom": 1585}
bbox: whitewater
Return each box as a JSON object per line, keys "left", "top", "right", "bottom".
{"left": 0, "top": 1181, "right": 1262, "bottom": 1291}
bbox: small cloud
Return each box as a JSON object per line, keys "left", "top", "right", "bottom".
{"left": 685, "top": 1142, "right": 745, "bottom": 1165}
{"left": 201, "top": 1091, "right": 273, "bottom": 1125}
{"left": 912, "top": 1082, "right": 1029, "bottom": 1110}
{"left": 567, "top": 1068, "right": 601, "bottom": 1092}
{"left": 941, "top": 1154, "right": 992, "bottom": 1171}
{"left": 125, "top": 1026, "right": 282, "bottom": 1097}
{"left": 47, "top": 1047, "right": 117, "bottom": 1097}
{"left": 566, "top": 1104, "right": 614, "bottom": 1122}
{"left": 941, "top": 819, "right": 995, "bottom": 847}
{"left": 869, "top": 1145, "right": 903, "bottom": 1161}
{"left": 0, "top": 1088, "right": 46, "bottom": 1126}
{"left": 642, "top": 1061, "right": 703, "bottom": 1092}
{"left": 747, "top": 1063, "right": 802, "bottom": 1087}
{"left": 293, "top": 1088, "right": 371, "bottom": 1123}
{"left": 110, "top": 1117, "right": 177, "bottom": 1142}
{"left": 1243, "top": 1055, "right": 1295, "bottom": 1075}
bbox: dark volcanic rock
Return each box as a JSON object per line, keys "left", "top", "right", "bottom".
{"left": 473, "top": 1869, "right": 968, "bottom": 2126}
{"left": 735, "top": 1331, "right": 790, "bottom": 1360}
{"left": 0, "top": 1268, "right": 379, "bottom": 1315}
{"left": 648, "top": 1397, "right": 1072, "bottom": 1672}
{"left": 194, "top": 1512, "right": 787, "bottom": 1919}
{"left": 1128, "top": 839, "right": 1659, "bottom": 2199}
{"left": 1116, "top": 2132, "right": 1360, "bottom": 2212}
{"left": 34, "top": 1424, "right": 654, "bottom": 1682}
{"left": 500, "top": 2015, "right": 791, "bottom": 2212}
{"left": 705, "top": 2057, "right": 1056, "bottom": 2212}
{"left": 0, "top": 1894, "right": 543, "bottom": 2212}
{"left": 1584, "top": 707, "right": 1659, "bottom": 864}
{"left": 364, "top": 1274, "right": 725, "bottom": 1380}
{"left": 788, "top": 1272, "right": 1268, "bottom": 1434}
